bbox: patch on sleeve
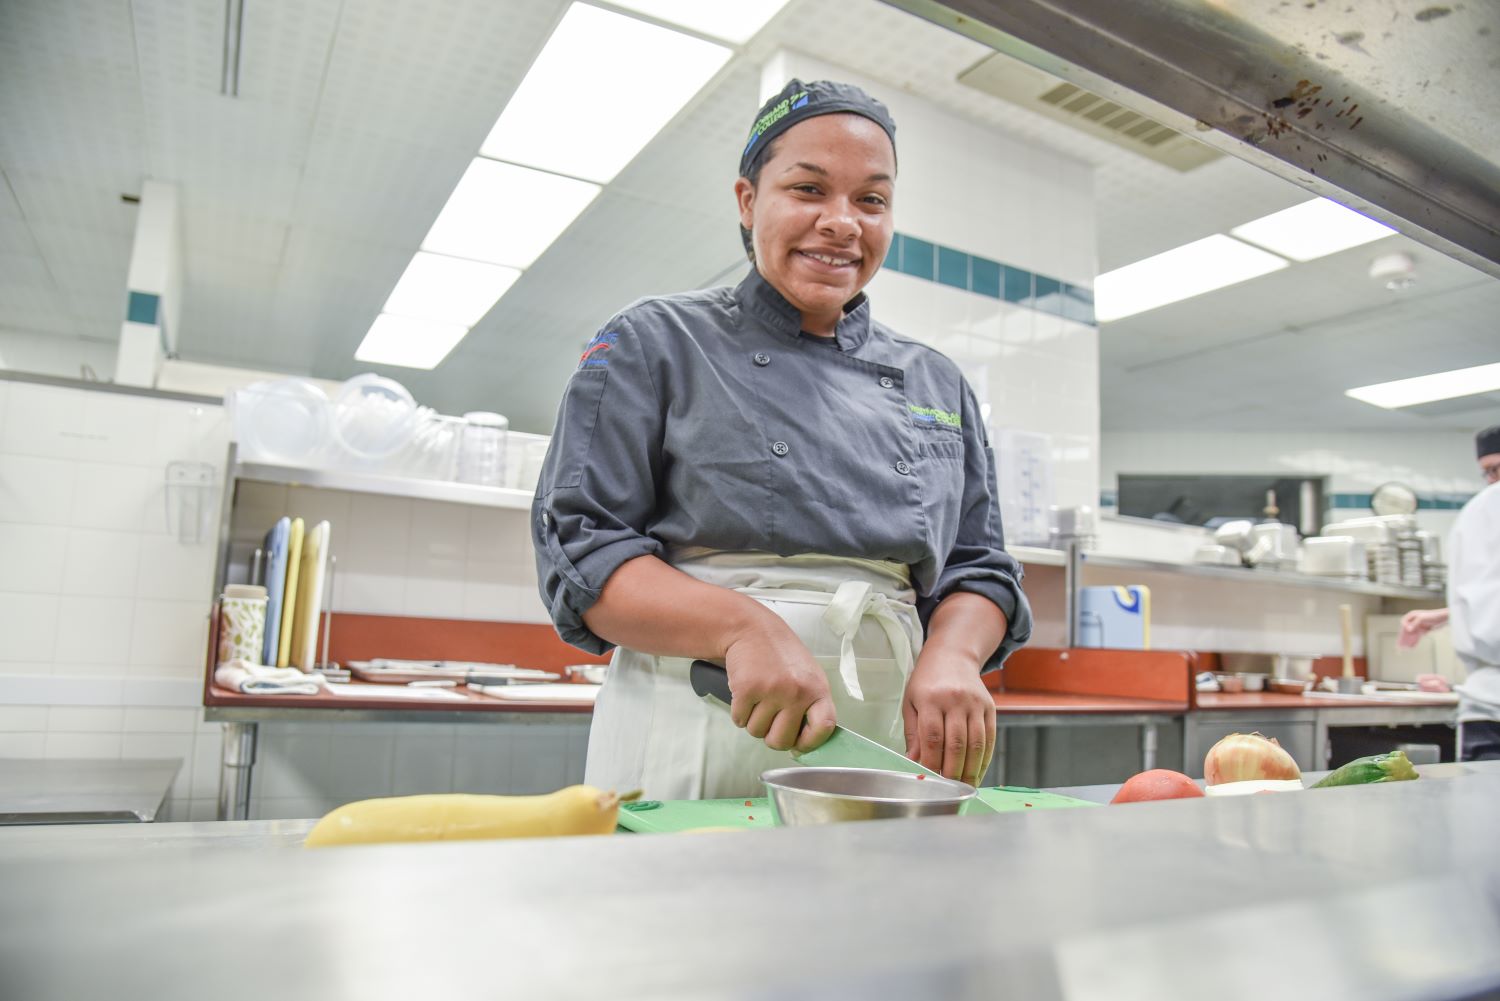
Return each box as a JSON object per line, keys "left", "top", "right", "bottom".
{"left": 909, "top": 404, "right": 961, "bottom": 428}
{"left": 579, "top": 330, "right": 619, "bottom": 369}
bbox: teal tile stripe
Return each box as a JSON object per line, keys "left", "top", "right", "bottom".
{"left": 1329, "top": 492, "right": 1475, "bottom": 511}
{"left": 1103, "top": 490, "right": 1475, "bottom": 511}
{"left": 883, "top": 232, "right": 1095, "bottom": 326}
{"left": 126, "top": 290, "right": 160, "bottom": 325}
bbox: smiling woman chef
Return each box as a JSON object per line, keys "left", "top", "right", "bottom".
{"left": 532, "top": 80, "right": 1032, "bottom": 800}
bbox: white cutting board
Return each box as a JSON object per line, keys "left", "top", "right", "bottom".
{"left": 471, "top": 683, "right": 598, "bottom": 704}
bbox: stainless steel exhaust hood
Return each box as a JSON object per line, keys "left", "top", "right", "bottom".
{"left": 885, "top": 0, "right": 1500, "bottom": 278}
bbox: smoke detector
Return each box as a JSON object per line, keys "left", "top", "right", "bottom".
{"left": 1369, "top": 252, "right": 1417, "bottom": 290}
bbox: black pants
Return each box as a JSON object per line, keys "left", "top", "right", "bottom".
{"left": 1461, "top": 720, "right": 1500, "bottom": 761}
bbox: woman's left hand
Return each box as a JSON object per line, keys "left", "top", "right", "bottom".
{"left": 902, "top": 648, "right": 996, "bottom": 786}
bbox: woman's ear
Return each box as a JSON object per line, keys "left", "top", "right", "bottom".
{"left": 733, "top": 176, "right": 756, "bottom": 231}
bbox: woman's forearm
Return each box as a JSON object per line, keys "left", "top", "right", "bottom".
{"left": 919, "top": 591, "right": 1009, "bottom": 669}
{"left": 581, "top": 555, "right": 779, "bottom": 660}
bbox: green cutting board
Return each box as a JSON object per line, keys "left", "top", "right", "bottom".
{"left": 616, "top": 785, "right": 1097, "bottom": 833}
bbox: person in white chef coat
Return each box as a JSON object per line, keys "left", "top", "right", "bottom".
{"left": 1443, "top": 425, "right": 1500, "bottom": 760}
{"left": 531, "top": 80, "right": 1032, "bottom": 799}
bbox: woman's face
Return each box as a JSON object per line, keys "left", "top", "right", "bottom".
{"left": 735, "top": 114, "right": 895, "bottom": 335}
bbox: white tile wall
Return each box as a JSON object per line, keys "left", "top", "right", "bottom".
{"left": 2, "top": 378, "right": 591, "bottom": 826}
{"left": 0, "top": 380, "right": 228, "bottom": 820}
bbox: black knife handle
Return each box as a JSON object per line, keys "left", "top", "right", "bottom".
{"left": 689, "top": 660, "right": 732, "bottom": 707}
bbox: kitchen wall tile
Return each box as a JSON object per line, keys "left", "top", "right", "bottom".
{"left": 135, "top": 533, "right": 216, "bottom": 601}
{"left": 345, "top": 494, "right": 412, "bottom": 575}
{"left": 188, "top": 799, "right": 220, "bottom": 822}
{"left": 461, "top": 581, "right": 507, "bottom": 620}
{"left": 71, "top": 462, "right": 155, "bottom": 532}
{"left": 76, "top": 393, "right": 162, "bottom": 466}
{"left": 48, "top": 706, "right": 125, "bottom": 731}
{"left": 391, "top": 730, "right": 457, "bottom": 795}
{"left": 286, "top": 485, "right": 352, "bottom": 532}
{"left": 408, "top": 501, "right": 468, "bottom": 564}
{"left": 120, "top": 733, "right": 194, "bottom": 799}
{"left": 0, "top": 706, "right": 49, "bottom": 730}
{"left": 0, "top": 523, "right": 67, "bottom": 592}
{"left": 157, "top": 795, "right": 190, "bottom": 823}
{"left": 971, "top": 257, "right": 1001, "bottom": 299}
{"left": 898, "top": 235, "right": 936, "bottom": 281}
{"left": 61, "top": 528, "right": 142, "bottom": 597}
{"left": 0, "top": 732, "right": 46, "bottom": 756}
{"left": 0, "top": 383, "right": 85, "bottom": 459}
{"left": 0, "top": 454, "right": 77, "bottom": 526}
{"left": 155, "top": 402, "right": 227, "bottom": 467}
{"left": 326, "top": 733, "right": 394, "bottom": 800}
{"left": 335, "top": 571, "right": 406, "bottom": 615}
{"left": 466, "top": 507, "right": 532, "bottom": 565}
{"left": 452, "top": 730, "right": 513, "bottom": 794}
{"left": 404, "top": 577, "right": 465, "bottom": 618}
{"left": 123, "top": 706, "right": 199, "bottom": 733}
{"left": 258, "top": 729, "right": 332, "bottom": 799}
{"left": 53, "top": 594, "right": 134, "bottom": 666}
{"left": 43, "top": 730, "right": 122, "bottom": 758}
{"left": 189, "top": 730, "right": 224, "bottom": 800}
{"left": 129, "top": 599, "right": 209, "bottom": 668}
{"left": 936, "top": 245, "right": 969, "bottom": 291}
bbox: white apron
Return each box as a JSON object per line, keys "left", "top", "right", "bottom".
{"left": 583, "top": 547, "right": 924, "bottom": 800}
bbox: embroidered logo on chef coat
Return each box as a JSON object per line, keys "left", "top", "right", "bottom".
{"left": 909, "top": 404, "right": 961, "bottom": 428}
{"left": 579, "top": 331, "right": 618, "bottom": 369}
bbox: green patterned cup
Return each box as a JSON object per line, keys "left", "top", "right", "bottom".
{"left": 218, "top": 587, "right": 268, "bottom": 666}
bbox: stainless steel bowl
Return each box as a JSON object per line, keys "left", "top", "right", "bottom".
{"left": 761, "top": 767, "right": 975, "bottom": 826}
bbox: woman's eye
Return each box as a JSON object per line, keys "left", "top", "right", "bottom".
{"left": 792, "top": 184, "right": 820, "bottom": 194}
{"left": 862, "top": 195, "right": 888, "bottom": 207}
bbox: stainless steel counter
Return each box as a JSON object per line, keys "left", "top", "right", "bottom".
{"left": 0, "top": 757, "right": 181, "bottom": 824}
{"left": 3, "top": 763, "right": 1498, "bottom": 1000}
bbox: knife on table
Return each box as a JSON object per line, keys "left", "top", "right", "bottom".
{"left": 689, "top": 660, "right": 994, "bottom": 813}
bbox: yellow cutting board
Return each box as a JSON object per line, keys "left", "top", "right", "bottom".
{"left": 290, "top": 520, "right": 329, "bottom": 671}
{"left": 276, "top": 517, "right": 305, "bottom": 668}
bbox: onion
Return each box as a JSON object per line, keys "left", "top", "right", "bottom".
{"left": 1204, "top": 732, "right": 1301, "bottom": 785}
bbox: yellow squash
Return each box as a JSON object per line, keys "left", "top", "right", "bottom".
{"left": 304, "top": 786, "right": 621, "bottom": 848}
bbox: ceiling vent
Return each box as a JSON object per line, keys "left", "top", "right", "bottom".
{"left": 957, "top": 54, "right": 1222, "bottom": 172}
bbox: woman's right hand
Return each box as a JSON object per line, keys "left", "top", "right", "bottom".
{"left": 1398, "top": 608, "right": 1449, "bottom": 648}
{"left": 722, "top": 610, "right": 837, "bottom": 754}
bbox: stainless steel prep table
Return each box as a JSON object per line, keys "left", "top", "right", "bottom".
{"left": 0, "top": 757, "right": 180, "bottom": 824}
{"left": 4, "top": 762, "right": 1498, "bottom": 1001}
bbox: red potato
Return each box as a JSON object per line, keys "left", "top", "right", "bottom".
{"left": 1110, "top": 769, "right": 1206, "bottom": 804}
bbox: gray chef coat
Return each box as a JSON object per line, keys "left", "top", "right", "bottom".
{"left": 532, "top": 267, "right": 1033, "bottom": 670}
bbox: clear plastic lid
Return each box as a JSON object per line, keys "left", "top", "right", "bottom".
{"left": 331, "top": 374, "right": 418, "bottom": 459}
{"left": 239, "top": 379, "right": 331, "bottom": 463}
{"left": 462, "top": 411, "right": 509, "bottom": 429}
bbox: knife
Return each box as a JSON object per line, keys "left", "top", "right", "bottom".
{"left": 688, "top": 660, "right": 994, "bottom": 812}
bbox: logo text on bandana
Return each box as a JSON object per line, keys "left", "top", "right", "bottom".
{"left": 579, "top": 331, "right": 618, "bottom": 369}
{"left": 743, "top": 90, "right": 809, "bottom": 158}
{"left": 909, "top": 404, "right": 961, "bottom": 428}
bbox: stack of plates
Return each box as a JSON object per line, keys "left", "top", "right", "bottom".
{"left": 1423, "top": 563, "right": 1447, "bottom": 591}
{"left": 1396, "top": 537, "right": 1424, "bottom": 588}
{"left": 1368, "top": 542, "right": 1402, "bottom": 585}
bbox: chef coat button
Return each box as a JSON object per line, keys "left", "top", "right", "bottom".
{"left": 895, "top": 460, "right": 911, "bottom": 475}
{"left": 753, "top": 352, "right": 771, "bottom": 366}
{"left": 541, "top": 511, "right": 550, "bottom": 526}
{"left": 878, "top": 376, "right": 894, "bottom": 389}
{"left": 772, "top": 441, "right": 790, "bottom": 457}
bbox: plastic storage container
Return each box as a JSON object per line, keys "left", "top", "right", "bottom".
{"left": 456, "top": 412, "right": 509, "bottom": 487}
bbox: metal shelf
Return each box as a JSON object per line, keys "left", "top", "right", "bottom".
{"left": 1010, "top": 545, "right": 1066, "bottom": 567}
{"left": 233, "top": 461, "right": 534, "bottom": 511}
{"left": 1078, "top": 552, "right": 1442, "bottom": 601}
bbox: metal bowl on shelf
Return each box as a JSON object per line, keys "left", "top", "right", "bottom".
{"left": 761, "top": 767, "right": 975, "bottom": 826}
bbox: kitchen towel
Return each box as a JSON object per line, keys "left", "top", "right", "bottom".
{"left": 214, "top": 660, "right": 324, "bottom": 695}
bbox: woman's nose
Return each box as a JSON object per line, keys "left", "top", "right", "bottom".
{"left": 818, "top": 201, "right": 859, "bottom": 240}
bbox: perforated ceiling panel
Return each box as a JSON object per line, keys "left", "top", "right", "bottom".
{"left": 0, "top": 0, "right": 1495, "bottom": 435}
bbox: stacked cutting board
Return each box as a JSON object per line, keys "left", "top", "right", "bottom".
{"left": 259, "top": 516, "right": 331, "bottom": 670}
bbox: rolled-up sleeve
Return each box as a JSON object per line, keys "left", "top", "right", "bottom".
{"left": 532, "top": 316, "right": 664, "bottom": 654}
{"left": 918, "top": 381, "right": 1033, "bottom": 671}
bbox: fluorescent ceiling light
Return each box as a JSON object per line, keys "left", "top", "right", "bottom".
{"left": 383, "top": 252, "right": 521, "bottom": 328}
{"left": 1231, "top": 197, "right": 1397, "bottom": 261}
{"left": 421, "top": 158, "right": 601, "bottom": 268}
{"left": 480, "top": 3, "right": 731, "bottom": 182}
{"left": 1094, "top": 234, "right": 1288, "bottom": 322}
{"left": 1345, "top": 362, "right": 1500, "bottom": 409}
{"left": 601, "top": 0, "right": 792, "bottom": 43}
{"left": 355, "top": 313, "right": 470, "bottom": 370}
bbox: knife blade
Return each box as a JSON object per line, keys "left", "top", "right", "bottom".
{"left": 688, "top": 660, "right": 994, "bottom": 812}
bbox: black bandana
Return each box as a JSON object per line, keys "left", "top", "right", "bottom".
{"left": 1478, "top": 424, "right": 1500, "bottom": 458}
{"left": 739, "top": 78, "right": 897, "bottom": 179}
